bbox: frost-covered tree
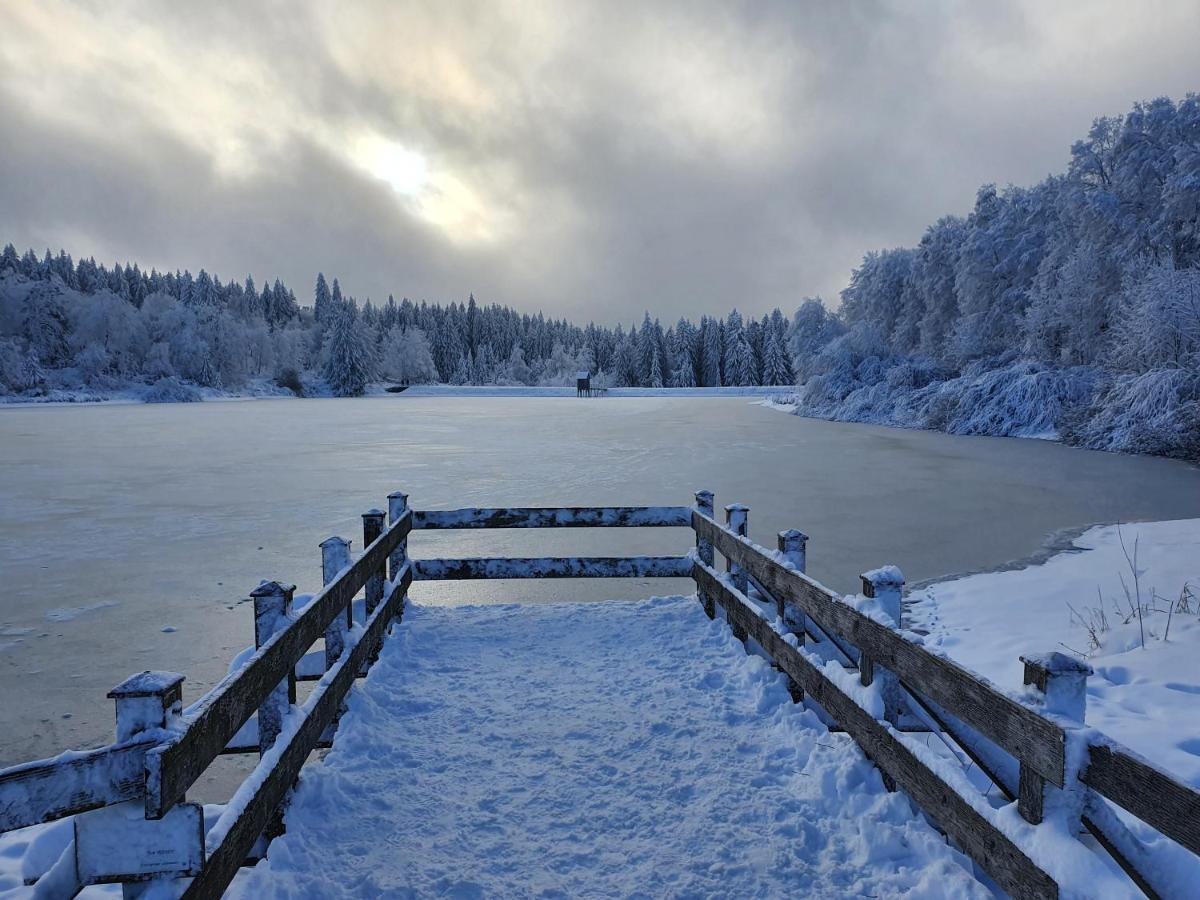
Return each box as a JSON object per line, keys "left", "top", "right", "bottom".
{"left": 700, "top": 317, "right": 722, "bottom": 386}
{"left": 324, "top": 303, "right": 375, "bottom": 396}
{"left": 726, "top": 333, "right": 757, "bottom": 386}
{"left": 381, "top": 326, "right": 438, "bottom": 384}
{"left": 761, "top": 333, "right": 790, "bottom": 385}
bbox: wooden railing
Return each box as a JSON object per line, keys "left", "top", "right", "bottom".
{"left": 0, "top": 490, "right": 1196, "bottom": 899}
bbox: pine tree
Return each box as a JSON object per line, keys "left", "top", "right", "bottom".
{"left": 324, "top": 304, "right": 374, "bottom": 396}
{"left": 314, "top": 273, "right": 332, "bottom": 324}
{"left": 760, "top": 333, "right": 790, "bottom": 385}
{"left": 728, "top": 334, "right": 757, "bottom": 386}
{"left": 701, "top": 319, "right": 722, "bottom": 386}
{"left": 647, "top": 348, "right": 664, "bottom": 388}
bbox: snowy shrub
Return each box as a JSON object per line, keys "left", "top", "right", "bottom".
{"left": 1065, "top": 368, "right": 1200, "bottom": 458}
{"left": 938, "top": 362, "right": 1098, "bottom": 438}
{"left": 76, "top": 342, "right": 111, "bottom": 385}
{"left": 0, "top": 337, "right": 45, "bottom": 393}
{"left": 143, "top": 376, "right": 202, "bottom": 404}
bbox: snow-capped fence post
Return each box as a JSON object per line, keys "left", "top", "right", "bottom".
{"left": 321, "top": 537, "right": 353, "bottom": 671}
{"left": 387, "top": 490, "right": 410, "bottom": 583}
{"left": 694, "top": 490, "right": 715, "bottom": 618}
{"left": 724, "top": 504, "right": 749, "bottom": 642}
{"left": 108, "top": 670, "right": 185, "bottom": 744}
{"left": 251, "top": 581, "right": 296, "bottom": 754}
{"left": 1017, "top": 652, "right": 1092, "bottom": 828}
{"left": 724, "top": 504, "right": 749, "bottom": 594}
{"left": 858, "top": 567, "right": 906, "bottom": 739}
{"left": 362, "top": 510, "right": 386, "bottom": 617}
{"left": 777, "top": 529, "right": 808, "bottom": 702}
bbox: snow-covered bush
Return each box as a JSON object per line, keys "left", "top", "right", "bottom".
{"left": 0, "top": 337, "right": 45, "bottom": 393}
{"left": 143, "top": 376, "right": 202, "bottom": 403}
{"left": 937, "top": 361, "right": 1098, "bottom": 438}
{"left": 1064, "top": 368, "right": 1200, "bottom": 458}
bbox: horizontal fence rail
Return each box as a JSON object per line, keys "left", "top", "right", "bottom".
{"left": 0, "top": 739, "right": 155, "bottom": 832}
{"left": 415, "top": 555, "right": 694, "bottom": 580}
{"left": 413, "top": 506, "right": 692, "bottom": 530}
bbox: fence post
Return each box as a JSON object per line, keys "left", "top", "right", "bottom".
{"left": 1018, "top": 652, "right": 1092, "bottom": 827}
{"left": 859, "top": 567, "right": 906, "bottom": 734}
{"left": 251, "top": 581, "right": 296, "bottom": 754}
{"left": 362, "top": 510, "right": 386, "bottom": 617}
{"left": 320, "top": 537, "right": 353, "bottom": 671}
{"left": 108, "top": 671, "right": 185, "bottom": 744}
{"left": 87, "top": 674, "right": 191, "bottom": 899}
{"left": 387, "top": 490, "right": 410, "bottom": 583}
{"left": 777, "top": 529, "right": 808, "bottom": 702}
{"left": 724, "top": 504, "right": 749, "bottom": 642}
{"left": 724, "top": 504, "right": 749, "bottom": 594}
{"left": 694, "top": 490, "right": 715, "bottom": 618}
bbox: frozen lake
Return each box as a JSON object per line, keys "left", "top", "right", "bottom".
{"left": 1, "top": 395, "right": 1199, "bottom": 769}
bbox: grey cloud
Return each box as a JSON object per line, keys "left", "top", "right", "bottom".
{"left": 1, "top": 1, "right": 1197, "bottom": 324}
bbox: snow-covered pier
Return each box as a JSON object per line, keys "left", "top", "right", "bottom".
{"left": 1, "top": 492, "right": 1198, "bottom": 898}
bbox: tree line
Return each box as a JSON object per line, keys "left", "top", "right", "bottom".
{"left": 0, "top": 247, "right": 795, "bottom": 399}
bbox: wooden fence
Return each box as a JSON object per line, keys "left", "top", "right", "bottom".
{"left": 0, "top": 490, "right": 1196, "bottom": 898}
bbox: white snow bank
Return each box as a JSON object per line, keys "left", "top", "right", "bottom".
{"left": 230, "top": 596, "right": 988, "bottom": 898}
{"left": 908, "top": 518, "right": 1200, "bottom": 787}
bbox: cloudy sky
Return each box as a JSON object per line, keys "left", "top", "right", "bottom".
{"left": 0, "top": 1, "right": 1197, "bottom": 323}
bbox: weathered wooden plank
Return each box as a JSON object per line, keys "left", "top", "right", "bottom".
{"left": 0, "top": 739, "right": 154, "bottom": 832}
{"left": 1083, "top": 740, "right": 1200, "bottom": 857}
{"left": 146, "top": 514, "right": 412, "bottom": 819}
{"left": 414, "top": 556, "right": 694, "bottom": 580}
{"left": 918, "top": 693, "right": 1168, "bottom": 899}
{"left": 693, "top": 563, "right": 1059, "bottom": 900}
{"left": 692, "top": 510, "right": 1066, "bottom": 786}
{"left": 413, "top": 506, "right": 692, "bottom": 530}
{"left": 181, "top": 569, "right": 410, "bottom": 899}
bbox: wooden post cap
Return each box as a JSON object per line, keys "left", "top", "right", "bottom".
{"left": 778, "top": 529, "right": 808, "bottom": 545}
{"left": 694, "top": 489, "right": 714, "bottom": 505}
{"left": 319, "top": 536, "right": 351, "bottom": 550}
{"left": 108, "top": 671, "right": 185, "bottom": 700}
{"left": 724, "top": 503, "right": 749, "bottom": 513}
{"left": 250, "top": 580, "right": 296, "bottom": 597}
{"left": 860, "top": 566, "right": 904, "bottom": 597}
{"left": 1019, "top": 652, "right": 1094, "bottom": 677}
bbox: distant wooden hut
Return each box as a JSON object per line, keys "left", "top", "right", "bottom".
{"left": 576, "top": 371, "right": 591, "bottom": 397}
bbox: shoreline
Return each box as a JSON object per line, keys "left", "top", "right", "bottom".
{"left": 0, "top": 383, "right": 794, "bottom": 408}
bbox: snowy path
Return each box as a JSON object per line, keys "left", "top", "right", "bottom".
{"left": 230, "top": 596, "right": 986, "bottom": 898}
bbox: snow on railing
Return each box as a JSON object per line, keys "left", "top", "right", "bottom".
{"left": 691, "top": 496, "right": 1200, "bottom": 900}
{"left": 3, "top": 491, "right": 1196, "bottom": 898}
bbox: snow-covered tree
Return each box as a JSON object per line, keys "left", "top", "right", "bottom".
{"left": 324, "top": 303, "right": 375, "bottom": 396}
{"left": 761, "top": 333, "right": 790, "bottom": 385}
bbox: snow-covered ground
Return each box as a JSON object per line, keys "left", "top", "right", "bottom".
{"left": 907, "top": 518, "right": 1200, "bottom": 788}
{"left": 227, "top": 596, "right": 988, "bottom": 898}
